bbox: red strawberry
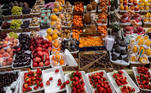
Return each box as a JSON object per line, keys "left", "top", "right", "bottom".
{"left": 34, "top": 86, "right": 38, "bottom": 90}
{"left": 40, "top": 83, "right": 43, "bottom": 88}
{"left": 49, "top": 77, "right": 53, "bottom": 81}
{"left": 46, "top": 80, "right": 50, "bottom": 85}
{"left": 55, "top": 69, "right": 59, "bottom": 73}
{"left": 66, "top": 80, "right": 70, "bottom": 84}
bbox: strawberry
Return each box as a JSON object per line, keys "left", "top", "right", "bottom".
{"left": 34, "top": 86, "right": 38, "bottom": 90}
{"left": 49, "top": 77, "right": 53, "bottom": 81}
{"left": 66, "top": 80, "right": 70, "bottom": 84}
{"left": 40, "top": 83, "right": 43, "bottom": 88}
{"left": 55, "top": 69, "right": 59, "bottom": 73}
{"left": 46, "top": 80, "right": 50, "bottom": 85}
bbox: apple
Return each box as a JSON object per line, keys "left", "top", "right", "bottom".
{"left": 33, "top": 62, "right": 38, "bottom": 67}
{"left": 39, "top": 62, "right": 44, "bottom": 67}
{"left": 36, "top": 47, "right": 43, "bottom": 51}
{"left": 38, "top": 51, "right": 43, "bottom": 57}
{"left": 34, "top": 57, "right": 41, "bottom": 62}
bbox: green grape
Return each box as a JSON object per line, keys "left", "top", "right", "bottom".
{"left": 10, "top": 20, "right": 22, "bottom": 30}
{"left": 11, "top": 6, "right": 22, "bottom": 15}
{"left": 8, "top": 32, "right": 18, "bottom": 39}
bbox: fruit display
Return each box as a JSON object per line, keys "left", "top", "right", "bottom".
{"left": 120, "top": 13, "right": 142, "bottom": 25}
{"left": 0, "top": 71, "right": 19, "bottom": 93}
{"left": 21, "top": 20, "right": 30, "bottom": 28}
{"left": 79, "top": 36, "right": 104, "bottom": 48}
{"left": 97, "top": 12, "right": 108, "bottom": 25}
{"left": 18, "top": 34, "right": 31, "bottom": 51}
{"left": 51, "top": 52, "right": 65, "bottom": 67}
{"left": 50, "top": 14, "right": 62, "bottom": 30}
{"left": 61, "top": 38, "right": 79, "bottom": 52}
{"left": 0, "top": 32, "right": 7, "bottom": 40}
{"left": 1, "top": 22, "right": 10, "bottom": 29}
{"left": 133, "top": 67, "right": 151, "bottom": 90}
{"left": 110, "top": 36, "right": 129, "bottom": 66}
{"left": 30, "top": 5, "right": 41, "bottom": 14}
{"left": 45, "top": 28, "right": 59, "bottom": 41}
{"left": 30, "top": 17, "right": 40, "bottom": 27}
{"left": 65, "top": 71, "right": 90, "bottom": 93}
{"left": 86, "top": 70, "right": 114, "bottom": 93}
{"left": 108, "top": 70, "right": 139, "bottom": 93}
{"left": 73, "top": 15, "right": 83, "bottom": 27}
{"left": 143, "top": 12, "right": 151, "bottom": 24}
{"left": 42, "top": 67, "right": 66, "bottom": 93}
{"left": 59, "top": 13, "right": 72, "bottom": 27}
{"left": 124, "top": 26, "right": 145, "bottom": 36}
{"left": 30, "top": 36, "right": 52, "bottom": 68}
{"left": 98, "top": 0, "right": 109, "bottom": 12}
{"left": 11, "top": 6, "right": 22, "bottom": 15}
{"left": 63, "top": 1, "right": 72, "bottom": 12}
{"left": 52, "top": 2, "right": 63, "bottom": 13}
{"left": 128, "top": 35, "right": 150, "bottom": 64}
{"left": 72, "top": 29, "right": 83, "bottom": 40}
{"left": 139, "top": 0, "right": 150, "bottom": 11}
{"left": 56, "top": 0, "right": 65, "bottom": 6}
{"left": 0, "top": 35, "right": 19, "bottom": 67}
{"left": 10, "top": 20, "right": 22, "bottom": 29}
{"left": 20, "top": 69, "right": 43, "bottom": 93}
{"left": 120, "top": 0, "right": 129, "bottom": 11}
{"left": 73, "top": 2, "right": 84, "bottom": 13}
{"left": 97, "top": 25, "right": 107, "bottom": 37}
{"left": 60, "top": 28, "right": 71, "bottom": 39}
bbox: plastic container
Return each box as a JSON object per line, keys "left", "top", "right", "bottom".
{"left": 107, "top": 70, "right": 140, "bottom": 93}
{"left": 42, "top": 66, "right": 65, "bottom": 93}
{"left": 85, "top": 70, "right": 116, "bottom": 93}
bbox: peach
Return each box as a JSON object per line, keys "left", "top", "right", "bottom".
{"left": 7, "top": 58, "right": 13, "bottom": 62}
{"left": 3, "top": 53, "right": 10, "bottom": 57}
{"left": 7, "top": 48, "right": 11, "bottom": 52}
{"left": 0, "top": 49, "right": 5, "bottom": 54}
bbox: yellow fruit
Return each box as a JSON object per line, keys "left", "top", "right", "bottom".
{"left": 53, "top": 29, "right": 58, "bottom": 33}
{"left": 136, "top": 35, "right": 142, "bottom": 41}
{"left": 50, "top": 21, "right": 56, "bottom": 26}
{"left": 52, "top": 33, "right": 58, "bottom": 40}
{"left": 53, "top": 8, "right": 58, "bottom": 13}
{"left": 60, "top": 59, "right": 64, "bottom": 65}
{"left": 47, "top": 28, "right": 52, "bottom": 34}
{"left": 47, "top": 35, "right": 52, "bottom": 41}
{"left": 145, "top": 39, "right": 151, "bottom": 46}
{"left": 58, "top": 6, "right": 63, "bottom": 12}
{"left": 131, "top": 56, "right": 136, "bottom": 62}
{"left": 144, "top": 19, "right": 148, "bottom": 22}
{"left": 147, "top": 48, "right": 151, "bottom": 55}
{"left": 54, "top": 2, "right": 59, "bottom": 7}
{"left": 51, "top": 15, "right": 57, "bottom": 21}
{"left": 133, "top": 45, "right": 138, "bottom": 53}
{"left": 144, "top": 35, "right": 149, "bottom": 40}
{"left": 138, "top": 38, "right": 144, "bottom": 45}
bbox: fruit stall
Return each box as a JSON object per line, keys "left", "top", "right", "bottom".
{"left": 1, "top": 0, "right": 151, "bottom": 93}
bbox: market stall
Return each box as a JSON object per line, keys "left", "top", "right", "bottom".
{"left": 0, "top": 0, "right": 151, "bottom": 93}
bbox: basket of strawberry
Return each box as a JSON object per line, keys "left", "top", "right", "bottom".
{"left": 19, "top": 68, "right": 43, "bottom": 93}
{"left": 86, "top": 70, "right": 115, "bottom": 93}
{"left": 133, "top": 67, "right": 151, "bottom": 91}
{"left": 65, "top": 71, "right": 90, "bottom": 93}
{"left": 107, "top": 70, "right": 140, "bottom": 93}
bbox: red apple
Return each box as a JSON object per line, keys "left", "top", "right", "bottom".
{"left": 36, "top": 47, "right": 43, "bottom": 51}
{"left": 39, "top": 62, "right": 44, "bottom": 67}
{"left": 33, "top": 62, "right": 38, "bottom": 67}
{"left": 38, "top": 51, "right": 43, "bottom": 57}
{"left": 34, "top": 57, "right": 41, "bottom": 62}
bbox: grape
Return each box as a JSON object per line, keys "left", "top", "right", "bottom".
{"left": 10, "top": 20, "right": 22, "bottom": 29}
{"left": 9, "top": 32, "right": 18, "bottom": 39}
{"left": 1, "top": 22, "right": 10, "bottom": 29}
{"left": 11, "top": 6, "right": 22, "bottom": 15}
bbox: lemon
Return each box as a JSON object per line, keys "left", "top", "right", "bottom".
{"left": 52, "top": 33, "right": 58, "bottom": 40}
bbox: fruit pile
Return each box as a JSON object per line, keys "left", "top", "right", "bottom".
{"left": 30, "top": 36, "right": 52, "bottom": 67}
{"left": 19, "top": 34, "right": 31, "bottom": 51}
{"left": 30, "top": 17, "right": 40, "bottom": 27}
{"left": 72, "top": 29, "right": 83, "bottom": 40}
{"left": 112, "top": 70, "right": 135, "bottom": 93}
{"left": 52, "top": 52, "right": 65, "bottom": 66}
{"left": 1, "top": 22, "right": 10, "bottom": 29}
{"left": 79, "top": 36, "right": 104, "bottom": 48}
{"left": 97, "top": 25, "right": 107, "bottom": 37}
{"left": 8, "top": 32, "right": 18, "bottom": 39}
{"left": 56, "top": 0, "right": 65, "bottom": 6}
{"left": 10, "top": 20, "right": 22, "bottom": 29}
{"left": 21, "top": 20, "right": 30, "bottom": 28}
{"left": 124, "top": 26, "right": 145, "bottom": 36}
{"left": 61, "top": 38, "right": 79, "bottom": 52}
{"left": 97, "top": 12, "right": 108, "bottom": 24}
{"left": 40, "top": 9, "right": 51, "bottom": 28}
{"left": 0, "top": 71, "right": 19, "bottom": 93}
{"left": 63, "top": 1, "right": 72, "bottom": 12}
{"left": 60, "top": 28, "right": 70, "bottom": 39}
{"left": 52, "top": 2, "right": 63, "bottom": 13}
{"left": 67, "top": 71, "right": 87, "bottom": 93}
{"left": 136, "top": 67, "right": 151, "bottom": 89}
{"left": 98, "top": 0, "right": 109, "bottom": 12}
{"left": 11, "top": 6, "right": 22, "bottom": 15}
{"left": 59, "top": 13, "right": 72, "bottom": 27}
{"left": 121, "top": 13, "right": 142, "bottom": 24}
{"left": 45, "top": 28, "right": 59, "bottom": 41}
{"left": 74, "top": 2, "right": 84, "bottom": 13}
{"left": 88, "top": 71, "right": 112, "bottom": 93}
{"left": 0, "top": 32, "right": 7, "bottom": 40}
{"left": 22, "top": 69, "right": 43, "bottom": 93}
{"left": 120, "top": 0, "right": 129, "bottom": 11}
{"left": 143, "top": 12, "right": 151, "bottom": 23}
{"left": 73, "top": 15, "right": 83, "bottom": 27}
{"left": 50, "top": 14, "right": 62, "bottom": 30}
{"left": 139, "top": 0, "right": 150, "bottom": 11}
{"left": 0, "top": 35, "right": 19, "bottom": 67}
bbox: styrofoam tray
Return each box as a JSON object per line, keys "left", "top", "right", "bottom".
{"left": 42, "top": 66, "right": 65, "bottom": 93}
{"left": 107, "top": 70, "right": 140, "bottom": 93}
{"left": 65, "top": 71, "right": 91, "bottom": 93}
{"left": 109, "top": 52, "right": 130, "bottom": 66}
{"left": 132, "top": 67, "right": 151, "bottom": 92}
{"left": 85, "top": 70, "right": 116, "bottom": 93}
{"left": 19, "top": 70, "right": 44, "bottom": 93}
{"left": 0, "top": 70, "right": 20, "bottom": 93}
